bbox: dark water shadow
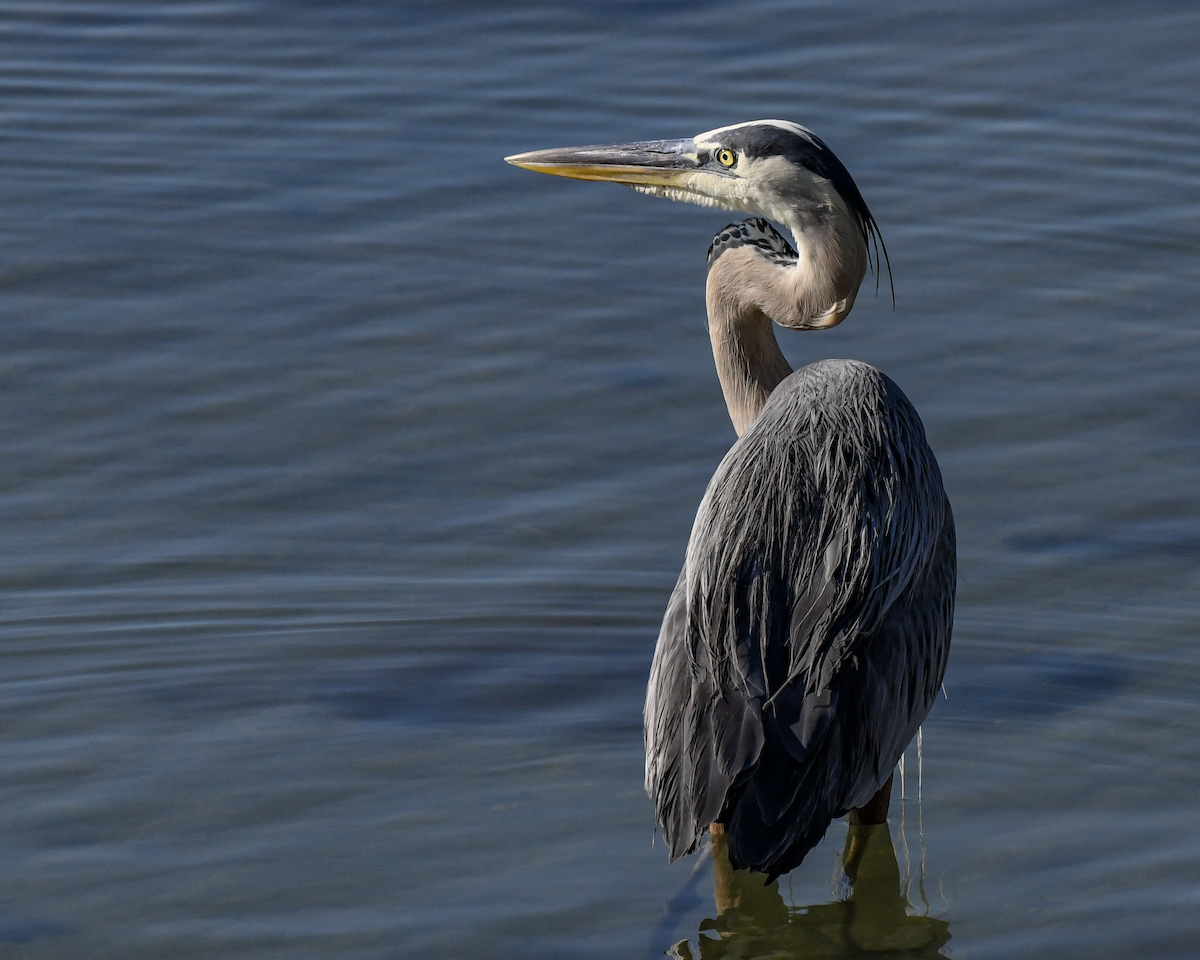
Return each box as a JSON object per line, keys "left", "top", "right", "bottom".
{"left": 945, "top": 648, "right": 1127, "bottom": 722}
{"left": 0, "top": 918, "right": 70, "bottom": 946}
{"left": 661, "top": 823, "right": 949, "bottom": 959}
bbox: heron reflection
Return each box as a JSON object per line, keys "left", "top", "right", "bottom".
{"left": 672, "top": 821, "right": 950, "bottom": 959}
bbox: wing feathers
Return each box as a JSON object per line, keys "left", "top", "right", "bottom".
{"left": 644, "top": 360, "right": 955, "bottom": 878}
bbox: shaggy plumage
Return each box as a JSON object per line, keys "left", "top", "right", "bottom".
{"left": 644, "top": 359, "right": 954, "bottom": 879}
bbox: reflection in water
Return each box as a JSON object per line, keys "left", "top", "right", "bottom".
{"left": 670, "top": 822, "right": 949, "bottom": 959}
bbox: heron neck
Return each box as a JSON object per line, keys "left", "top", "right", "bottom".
{"left": 705, "top": 295, "right": 793, "bottom": 437}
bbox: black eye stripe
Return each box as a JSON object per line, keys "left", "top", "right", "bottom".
{"left": 711, "top": 124, "right": 885, "bottom": 271}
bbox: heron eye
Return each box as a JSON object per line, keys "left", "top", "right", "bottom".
{"left": 716, "top": 148, "right": 737, "bottom": 168}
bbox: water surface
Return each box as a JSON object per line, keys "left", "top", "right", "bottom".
{"left": 1, "top": 2, "right": 1199, "bottom": 958}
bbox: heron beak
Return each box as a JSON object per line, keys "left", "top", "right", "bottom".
{"left": 504, "top": 138, "right": 699, "bottom": 185}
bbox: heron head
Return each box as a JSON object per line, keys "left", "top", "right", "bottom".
{"left": 505, "top": 120, "right": 886, "bottom": 282}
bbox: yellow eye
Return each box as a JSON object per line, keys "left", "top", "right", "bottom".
{"left": 716, "top": 148, "right": 736, "bottom": 167}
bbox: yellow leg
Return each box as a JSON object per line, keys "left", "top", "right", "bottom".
{"left": 709, "top": 822, "right": 737, "bottom": 913}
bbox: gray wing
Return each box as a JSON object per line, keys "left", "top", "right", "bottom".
{"left": 644, "top": 360, "right": 955, "bottom": 879}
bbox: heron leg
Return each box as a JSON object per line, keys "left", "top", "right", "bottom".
{"left": 709, "top": 822, "right": 737, "bottom": 913}
{"left": 708, "top": 822, "right": 786, "bottom": 924}
{"left": 848, "top": 773, "right": 894, "bottom": 826}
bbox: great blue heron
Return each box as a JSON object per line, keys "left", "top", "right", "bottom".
{"left": 506, "top": 120, "right": 955, "bottom": 880}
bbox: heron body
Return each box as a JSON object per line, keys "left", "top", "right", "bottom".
{"left": 507, "top": 120, "right": 955, "bottom": 880}
{"left": 646, "top": 359, "right": 954, "bottom": 877}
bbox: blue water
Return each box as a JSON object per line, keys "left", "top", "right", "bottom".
{"left": 2, "top": 2, "right": 1199, "bottom": 957}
